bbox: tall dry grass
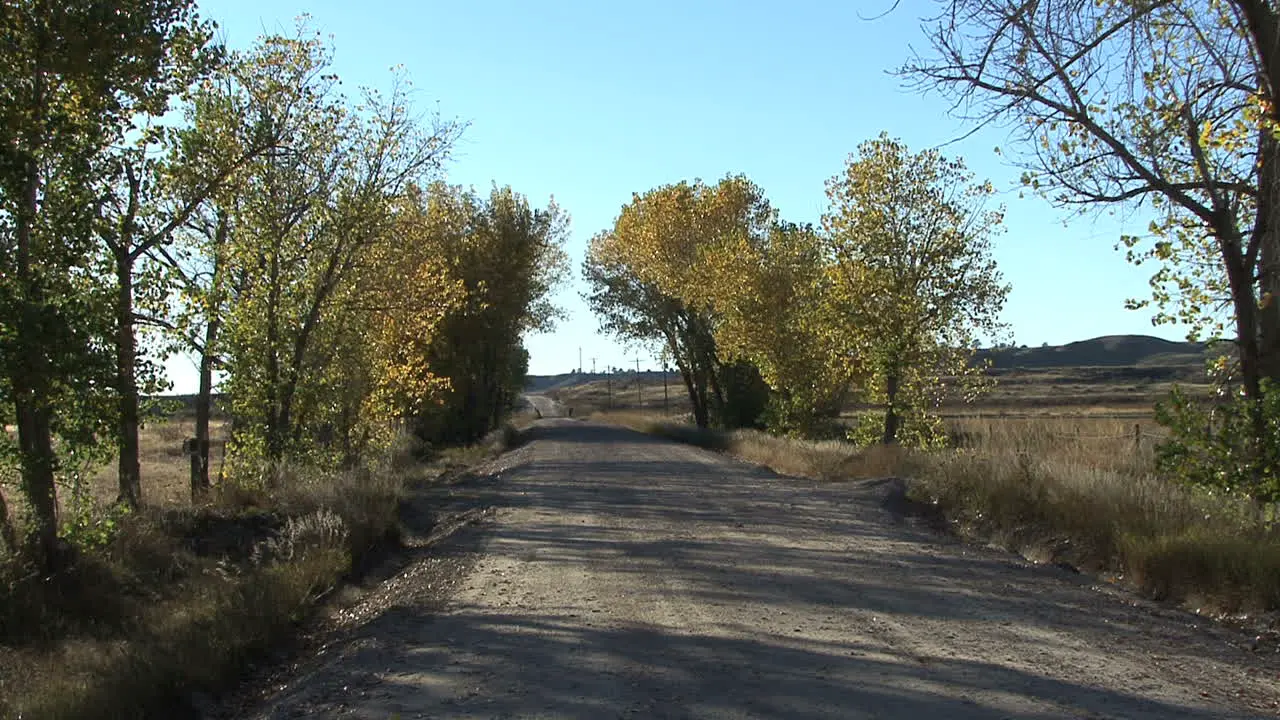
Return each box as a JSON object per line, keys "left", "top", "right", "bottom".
{"left": 597, "top": 410, "right": 1280, "bottom": 614}
{"left": 0, "top": 418, "right": 530, "bottom": 720}
{"left": 0, "top": 443, "right": 400, "bottom": 719}
{"left": 912, "top": 419, "right": 1280, "bottom": 613}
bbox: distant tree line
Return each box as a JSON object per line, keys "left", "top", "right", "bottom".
{"left": 0, "top": 4, "right": 566, "bottom": 570}
{"left": 585, "top": 135, "right": 1009, "bottom": 442}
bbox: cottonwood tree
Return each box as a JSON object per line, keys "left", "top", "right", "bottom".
{"left": 414, "top": 183, "right": 570, "bottom": 445}
{"left": 903, "top": 0, "right": 1278, "bottom": 441}
{"left": 586, "top": 177, "right": 773, "bottom": 428}
{"left": 94, "top": 10, "right": 264, "bottom": 508}
{"left": 212, "top": 31, "right": 463, "bottom": 469}
{"left": 0, "top": 0, "right": 208, "bottom": 565}
{"left": 823, "top": 135, "right": 1008, "bottom": 446}
{"left": 699, "top": 221, "right": 857, "bottom": 435}
{"left": 156, "top": 29, "right": 352, "bottom": 495}
{"left": 584, "top": 240, "right": 726, "bottom": 427}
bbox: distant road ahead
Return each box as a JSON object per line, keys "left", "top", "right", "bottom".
{"left": 523, "top": 393, "right": 567, "bottom": 418}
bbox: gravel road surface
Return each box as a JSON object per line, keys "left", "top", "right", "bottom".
{"left": 243, "top": 419, "right": 1280, "bottom": 719}
{"left": 522, "top": 394, "right": 567, "bottom": 419}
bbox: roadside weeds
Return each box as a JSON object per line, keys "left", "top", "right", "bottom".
{"left": 0, "top": 423, "right": 525, "bottom": 720}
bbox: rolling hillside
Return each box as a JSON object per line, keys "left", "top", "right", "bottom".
{"left": 977, "top": 335, "right": 1212, "bottom": 369}
{"left": 527, "top": 335, "right": 1215, "bottom": 393}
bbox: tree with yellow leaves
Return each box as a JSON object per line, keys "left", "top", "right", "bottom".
{"left": 586, "top": 176, "right": 774, "bottom": 428}
{"left": 823, "top": 134, "right": 1008, "bottom": 446}
{"left": 701, "top": 220, "right": 857, "bottom": 435}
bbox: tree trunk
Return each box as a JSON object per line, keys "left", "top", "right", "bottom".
{"left": 191, "top": 317, "right": 219, "bottom": 502}
{"left": 12, "top": 153, "right": 60, "bottom": 568}
{"left": 679, "top": 363, "right": 708, "bottom": 428}
{"left": 882, "top": 371, "right": 901, "bottom": 445}
{"left": 1221, "top": 228, "right": 1266, "bottom": 441}
{"left": 115, "top": 251, "right": 143, "bottom": 508}
{"left": 705, "top": 359, "right": 728, "bottom": 427}
{"left": 0, "top": 487, "right": 18, "bottom": 556}
{"left": 264, "top": 251, "right": 283, "bottom": 461}
{"left": 11, "top": 388, "right": 59, "bottom": 566}
{"left": 1255, "top": 134, "right": 1280, "bottom": 384}
{"left": 192, "top": 212, "right": 229, "bottom": 501}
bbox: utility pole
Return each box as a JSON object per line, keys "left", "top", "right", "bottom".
{"left": 663, "top": 363, "right": 669, "bottom": 413}
{"left": 636, "top": 357, "right": 642, "bottom": 408}
{"left": 578, "top": 347, "right": 582, "bottom": 375}
{"left": 606, "top": 367, "right": 612, "bottom": 409}
{"left": 591, "top": 357, "right": 596, "bottom": 375}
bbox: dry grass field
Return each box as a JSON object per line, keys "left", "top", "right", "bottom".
{"left": 0, "top": 418, "right": 230, "bottom": 549}
{"left": 88, "top": 418, "right": 231, "bottom": 508}
{"left": 550, "top": 365, "right": 1201, "bottom": 456}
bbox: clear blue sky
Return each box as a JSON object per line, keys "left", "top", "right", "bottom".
{"left": 165, "top": 0, "right": 1186, "bottom": 391}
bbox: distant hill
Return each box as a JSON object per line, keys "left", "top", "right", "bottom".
{"left": 977, "top": 335, "right": 1212, "bottom": 369}
{"left": 525, "top": 371, "right": 670, "bottom": 393}
{"left": 525, "top": 335, "right": 1218, "bottom": 392}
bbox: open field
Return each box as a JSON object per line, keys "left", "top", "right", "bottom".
{"left": 546, "top": 366, "right": 1205, "bottom": 452}
{"left": 89, "top": 419, "right": 230, "bottom": 508}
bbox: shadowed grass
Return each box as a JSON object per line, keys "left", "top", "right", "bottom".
{"left": 0, "top": 420, "right": 527, "bottom": 720}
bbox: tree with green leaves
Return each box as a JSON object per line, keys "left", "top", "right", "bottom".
{"left": 0, "top": 0, "right": 213, "bottom": 565}
{"left": 823, "top": 135, "right": 1008, "bottom": 446}
{"left": 92, "top": 8, "right": 262, "bottom": 508}
{"left": 207, "top": 31, "right": 462, "bottom": 471}
{"left": 158, "top": 28, "right": 356, "bottom": 492}
{"left": 415, "top": 183, "right": 570, "bottom": 445}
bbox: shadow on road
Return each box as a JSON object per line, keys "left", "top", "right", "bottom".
{"left": 251, "top": 420, "right": 1275, "bottom": 720}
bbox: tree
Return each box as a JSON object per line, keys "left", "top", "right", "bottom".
{"left": 584, "top": 242, "right": 725, "bottom": 427}
{"left": 214, "top": 32, "right": 462, "bottom": 468}
{"left": 698, "top": 220, "right": 856, "bottom": 435}
{"left": 157, "top": 28, "right": 355, "bottom": 493}
{"left": 0, "top": 0, "right": 208, "bottom": 565}
{"left": 94, "top": 8, "right": 245, "bottom": 508}
{"left": 902, "top": 0, "right": 1277, "bottom": 448}
{"left": 823, "top": 135, "right": 1008, "bottom": 445}
{"left": 585, "top": 176, "right": 774, "bottom": 428}
{"left": 415, "top": 183, "right": 570, "bottom": 445}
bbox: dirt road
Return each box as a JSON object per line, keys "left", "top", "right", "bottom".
{"left": 243, "top": 420, "right": 1280, "bottom": 719}
{"left": 522, "top": 394, "right": 568, "bottom": 418}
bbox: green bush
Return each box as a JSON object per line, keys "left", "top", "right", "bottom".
{"left": 844, "top": 409, "right": 947, "bottom": 449}
{"left": 1155, "top": 379, "right": 1280, "bottom": 504}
